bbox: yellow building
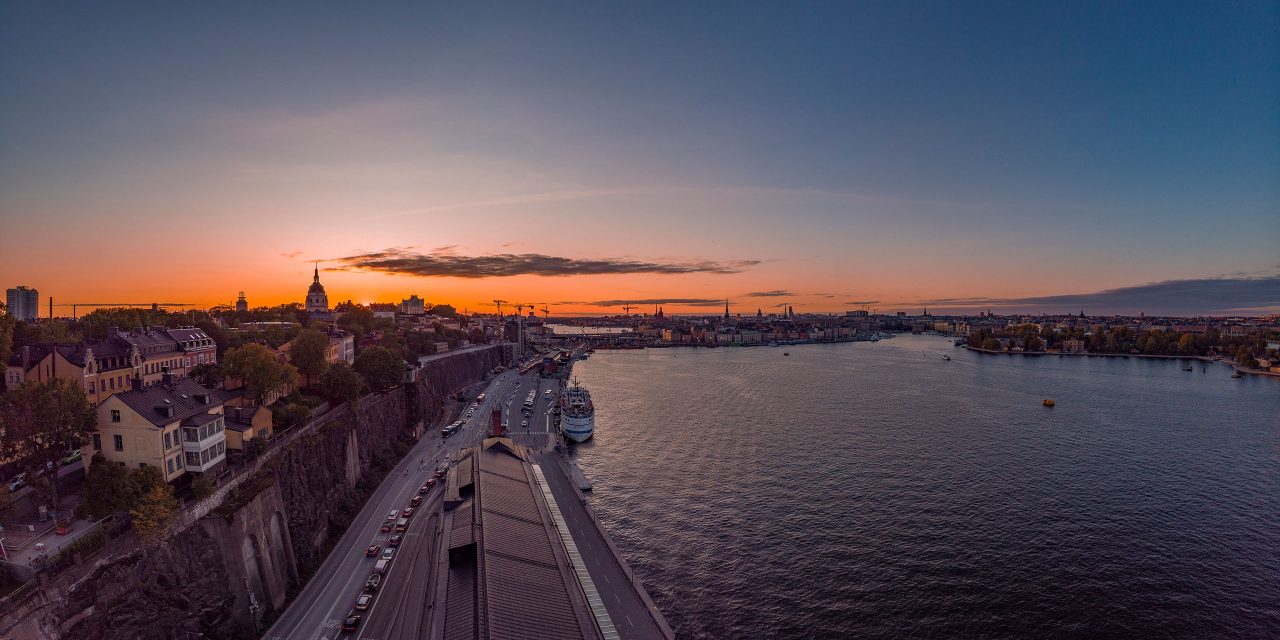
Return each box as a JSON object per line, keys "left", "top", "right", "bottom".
{"left": 87, "top": 376, "right": 227, "bottom": 482}
{"left": 223, "top": 405, "right": 273, "bottom": 450}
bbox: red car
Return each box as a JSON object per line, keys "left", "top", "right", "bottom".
{"left": 365, "top": 545, "right": 380, "bottom": 557}
{"left": 388, "top": 534, "right": 403, "bottom": 547}
{"left": 410, "top": 495, "right": 422, "bottom": 507}
{"left": 402, "top": 507, "right": 415, "bottom": 518}
{"left": 426, "top": 478, "right": 436, "bottom": 488}
{"left": 379, "top": 523, "right": 391, "bottom": 534}
{"left": 433, "top": 470, "right": 444, "bottom": 479}
{"left": 418, "top": 485, "right": 429, "bottom": 495}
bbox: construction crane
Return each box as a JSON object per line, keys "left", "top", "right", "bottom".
{"left": 540, "top": 305, "right": 550, "bottom": 320}
{"left": 52, "top": 301, "right": 195, "bottom": 319}
{"left": 492, "top": 299, "right": 507, "bottom": 320}
{"left": 621, "top": 304, "right": 633, "bottom": 315}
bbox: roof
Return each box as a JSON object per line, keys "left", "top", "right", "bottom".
{"left": 223, "top": 405, "right": 265, "bottom": 432}
{"left": 439, "top": 439, "right": 599, "bottom": 640}
{"left": 113, "top": 378, "right": 222, "bottom": 428}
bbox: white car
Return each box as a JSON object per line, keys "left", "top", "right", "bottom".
{"left": 521, "top": 420, "right": 528, "bottom": 428}
{"left": 387, "top": 509, "right": 399, "bottom": 521}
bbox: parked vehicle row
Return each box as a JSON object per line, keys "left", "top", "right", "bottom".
{"left": 342, "top": 462, "right": 450, "bottom": 634}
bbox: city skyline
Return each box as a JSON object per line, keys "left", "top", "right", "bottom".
{"left": 2, "top": 2, "right": 1277, "bottom": 316}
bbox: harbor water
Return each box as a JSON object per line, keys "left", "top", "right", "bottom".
{"left": 569, "top": 334, "right": 1280, "bottom": 639}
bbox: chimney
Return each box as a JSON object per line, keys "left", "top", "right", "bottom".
{"left": 131, "top": 376, "right": 142, "bottom": 391}
{"left": 491, "top": 408, "right": 504, "bottom": 438}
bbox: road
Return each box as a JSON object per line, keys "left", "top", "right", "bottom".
{"left": 265, "top": 367, "right": 525, "bottom": 640}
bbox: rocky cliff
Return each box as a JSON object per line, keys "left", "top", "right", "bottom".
{"left": 3, "top": 345, "right": 504, "bottom": 640}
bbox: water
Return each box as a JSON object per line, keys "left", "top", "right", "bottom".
{"left": 569, "top": 334, "right": 1280, "bottom": 639}
{"left": 547, "top": 324, "right": 633, "bottom": 335}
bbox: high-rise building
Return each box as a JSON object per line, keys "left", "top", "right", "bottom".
{"left": 6, "top": 286, "right": 38, "bottom": 322}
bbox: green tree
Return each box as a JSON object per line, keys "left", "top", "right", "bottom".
{"left": 0, "top": 314, "right": 14, "bottom": 389}
{"left": 1177, "top": 333, "right": 1195, "bottom": 355}
{"left": 190, "top": 474, "right": 215, "bottom": 501}
{"left": 82, "top": 454, "right": 134, "bottom": 519}
{"left": 317, "top": 362, "right": 367, "bottom": 405}
{"left": 129, "top": 483, "right": 178, "bottom": 547}
{"left": 427, "top": 304, "right": 457, "bottom": 318}
{"left": 288, "top": 328, "right": 331, "bottom": 387}
{"left": 338, "top": 308, "right": 375, "bottom": 336}
{"left": 354, "top": 346, "right": 404, "bottom": 391}
{"left": 189, "top": 362, "right": 223, "bottom": 388}
{"left": 0, "top": 378, "right": 96, "bottom": 510}
{"left": 223, "top": 343, "right": 299, "bottom": 405}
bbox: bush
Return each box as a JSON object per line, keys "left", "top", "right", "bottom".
{"left": 191, "top": 474, "right": 215, "bottom": 501}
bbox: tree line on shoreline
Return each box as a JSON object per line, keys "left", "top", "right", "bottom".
{"left": 965, "top": 324, "right": 1277, "bottom": 367}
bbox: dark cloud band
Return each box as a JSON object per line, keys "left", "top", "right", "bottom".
{"left": 329, "top": 248, "right": 757, "bottom": 278}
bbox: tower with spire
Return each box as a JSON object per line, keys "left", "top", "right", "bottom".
{"left": 724, "top": 299, "right": 730, "bottom": 321}
{"left": 305, "top": 262, "right": 330, "bottom": 314}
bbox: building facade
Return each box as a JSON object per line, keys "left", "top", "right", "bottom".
{"left": 88, "top": 376, "right": 227, "bottom": 482}
{"left": 5, "top": 286, "right": 38, "bottom": 322}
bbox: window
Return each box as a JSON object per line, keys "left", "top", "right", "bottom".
{"left": 167, "top": 459, "right": 174, "bottom": 473}
{"left": 93, "top": 434, "right": 101, "bottom": 451}
{"left": 175, "top": 456, "right": 182, "bottom": 468}
{"left": 185, "top": 428, "right": 198, "bottom": 442}
{"left": 110, "top": 409, "right": 120, "bottom": 423}
{"left": 88, "top": 382, "right": 95, "bottom": 393}
{"left": 185, "top": 452, "right": 199, "bottom": 467}
{"left": 164, "top": 432, "right": 171, "bottom": 450}
{"left": 113, "top": 434, "right": 124, "bottom": 451}
{"left": 109, "top": 378, "right": 115, "bottom": 391}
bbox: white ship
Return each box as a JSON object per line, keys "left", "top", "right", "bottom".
{"left": 560, "top": 378, "right": 595, "bottom": 443}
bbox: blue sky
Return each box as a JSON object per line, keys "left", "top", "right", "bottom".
{"left": 1, "top": 1, "right": 1277, "bottom": 314}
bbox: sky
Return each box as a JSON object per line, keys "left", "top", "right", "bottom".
{"left": 1, "top": 1, "right": 1277, "bottom": 316}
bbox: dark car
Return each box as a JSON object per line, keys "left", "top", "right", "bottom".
{"left": 426, "top": 478, "right": 436, "bottom": 488}
{"left": 418, "top": 484, "right": 429, "bottom": 495}
{"left": 341, "top": 613, "right": 361, "bottom": 632}
{"left": 410, "top": 495, "right": 422, "bottom": 507}
{"left": 403, "top": 507, "right": 415, "bottom": 518}
{"left": 365, "top": 544, "right": 380, "bottom": 557}
{"left": 379, "top": 523, "right": 391, "bottom": 534}
{"left": 364, "top": 574, "right": 381, "bottom": 592}
{"left": 388, "top": 534, "right": 402, "bottom": 547}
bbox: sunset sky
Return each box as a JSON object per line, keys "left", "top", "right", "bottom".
{"left": 1, "top": 2, "right": 1277, "bottom": 316}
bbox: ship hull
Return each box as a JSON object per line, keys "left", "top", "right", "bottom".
{"left": 562, "top": 412, "right": 595, "bottom": 443}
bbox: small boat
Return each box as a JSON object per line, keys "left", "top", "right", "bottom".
{"left": 783, "top": 352, "right": 790, "bottom": 356}
{"left": 768, "top": 341, "right": 779, "bottom": 347}
{"left": 1232, "top": 372, "right": 1243, "bottom": 378}
{"left": 1043, "top": 399, "right": 1055, "bottom": 407}
{"left": 942, "top": 354, "right": 951, "bottom": 361}
{"left": 1181, "top": 365, "right": 1193, "bottom": 372}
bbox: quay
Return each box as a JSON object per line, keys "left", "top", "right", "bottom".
{"left": 265, "top": 355, "right": 671, "bottom": 640}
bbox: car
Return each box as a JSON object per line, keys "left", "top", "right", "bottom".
{"left": 379, "top": 523, "right": 391, "bottom": 534}
{"left": 364, "top": 574, "right": 381, "bottom": 592}
{"left": 433, "top": 470, "right": 444, "bottom": 479}
{"left": 7, "top": 473, "right": 27, "bottom": 492}
{"left": 410, "top": 495, "right": 422, "bottom": 506}
{"left": 60, "top": 450, "right": 82, "bottom": 466}
{"left": 426, "top": 478, "right": 436, "bottom": 488}
{"left": 403, "top": 507, "right": 415, "bottom": 518}
{"left": 355, "top": 594, "right": 373, "bottom": 611}
{"left": 388, "top": 534, "right": 402, "bottom": 546}
{"left": 381, "top": 548, "right": 394, "bottom": 561}
{"left": 387, "top": 509, "right": 399, "bottom": 521}
{"left": 341, "top": 613, "right": 361, "bottom": 633}
{"left": 418, "top": 485, "right": 429, "bottom": 494}
{"left": 521, "top": 420, "right": 528, "bottom": 428}
{"left": 365, "top": 544, "right": 380, "bottom": 557}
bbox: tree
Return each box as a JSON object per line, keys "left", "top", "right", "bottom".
{"left": 189, "top": 362, "right": 223, "bottom": 388}
{"left": 190, "top": 474, "right": 215, "bottom": 501}
{"left": 354, "top": 346, "right": 404, "bottom": 392}
{"left": 317, "top": 362, "right": 367, "bottom": 405}
{"left": 0, "top": 378, "right": 96, "bottom": 510}
{"left": 223, "top": 343, "right": 298, "bottom": 405}
{"left": 427, "top": 304, "right": 457, "bottom": 318}
{"left": 0, "top": 314, "right": 14, "bottom": 389}
{"left": 338, "top": 308, "right": 375, "bottom": 336}
{"left": 289, "top": 328, "right": 331, "bottom": 387}
{"left": 129, "top": 483, "right": 178, "bottom": 547}
{"left": 82, "top": 454, "right": 134, "bottom": 519}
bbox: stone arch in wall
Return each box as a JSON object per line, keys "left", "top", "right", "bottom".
{"left": 241, "top": 531, "right": 268, "bottom": 620}
{"left": 268, "top": 509, "right": 297, "bottom": 585}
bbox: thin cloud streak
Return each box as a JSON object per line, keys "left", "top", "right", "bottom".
{"left": 744, "top": 290, "right": 792, "bottom": 297}
{"left": 585, "top": 298, "right": 724, "bottom": 307}
{"left": 917, "top": 276, "right": 1280, "bottom": 315}
{"left": 329, "top": 248, "right": 758, "bottom": 279}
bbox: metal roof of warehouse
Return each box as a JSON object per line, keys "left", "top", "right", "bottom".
{"left": 439, "top": 438, "right": 600, "bottom": 640}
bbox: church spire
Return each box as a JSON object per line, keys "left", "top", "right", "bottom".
{"left": 313, "top": 261, "right": 320, "bottom": 284}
